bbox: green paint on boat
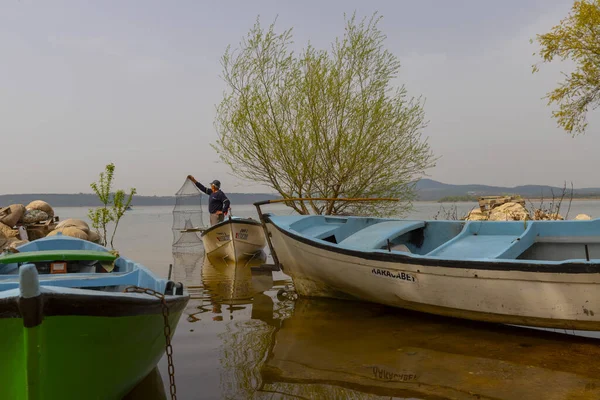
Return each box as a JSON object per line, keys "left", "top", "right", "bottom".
{"left": 0, "top": 250, "right": 118, "bottom": 265}
{"left": 0, "top": 311, "right": 184, "bottom": 400}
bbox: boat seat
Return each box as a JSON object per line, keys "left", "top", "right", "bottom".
{"left": 338, "top": 221, "right": 425, "bottom": 250}
{"left": 292, "top": 224, "right": 342, "bottom": 240}
{"left": 495, "top": 224, "right": 536, "bottom": 259}
{"left": 429, "top": 234, "right": 519, "bottom": 259}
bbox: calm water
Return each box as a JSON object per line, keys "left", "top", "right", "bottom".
{"left": 53, "top": 202, "right": 600, "bottom": 399}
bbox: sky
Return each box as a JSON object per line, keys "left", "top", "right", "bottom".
{"left": 2, "top": 0, "right": 598, "bottom": 195}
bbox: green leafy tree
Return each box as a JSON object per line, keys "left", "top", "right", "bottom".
{"left": 532, "top": 0, "right": 600, "bottom": 135}
{"left": 88, "top": 163, "right": 136, "bottom": 249}
{"left": 214, "top": 13, "right": 436, "bottom": 216}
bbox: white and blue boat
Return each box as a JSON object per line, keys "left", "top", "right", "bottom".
{"left": 201, "top": 216, "right": 266, "bottom": 264}
{"left": 0, "top": 234, "right": 189, "bottom": 399}
{"left": 256, "top": 203, "right": 600, "bottom": 331}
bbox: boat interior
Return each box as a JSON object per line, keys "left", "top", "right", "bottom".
{"left": 272, "top": 215, "right": 600, "bottom": 262}
{"left": 0, "top": 235, "right": 173, "bottom": 293}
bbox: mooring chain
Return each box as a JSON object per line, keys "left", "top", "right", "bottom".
{"left": 125, "top": 286, "right": 177, "bottom": 400}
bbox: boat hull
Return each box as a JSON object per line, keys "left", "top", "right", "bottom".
{"left": 266, "top": 219, "right": 600, "bottom": 331}
{"left": 0, "top": 290, "right": 187, "bottom": 400}
{"left": 202, "top": 219, "right": 266, "bottom": 263}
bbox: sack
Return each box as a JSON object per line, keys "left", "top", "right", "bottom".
{"left": 55, "top": 218, "right": 90, "bottom": 234}
{"left": 25, "top": 200, "right": 54, "bottom": 219}
{"left": 0, "top": 222, "right": 18, "bottom": 239}
{"left": 0, "top": 204, "right": 25, "bottom": 227}
{"left": 87, "top": 230, "right": 102, "bottom": 244}
{"left": 9, "top": 240, "right": 28, "bottom": 250}
{"left": 21, "top": 210, "right": 49, "bottom": 224}
{"left": 48, "top": 227, "right": 89, "bottom": 240}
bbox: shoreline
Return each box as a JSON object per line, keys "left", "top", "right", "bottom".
{"left": 432, "top": 198, "right": 600, "bottom": 204}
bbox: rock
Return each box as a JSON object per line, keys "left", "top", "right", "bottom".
{"left": 489, "top": 202, "right": 530, "bottom": 221}
{"left": 533, "top": 209, "right": 564, "bottom": 220}
{"left": 48, "top": 227, "right": 88, "bottom": 240}
{"left": 464, "top": 208, "right": 488, "bottom": 221}
{"left": 87, "top": 230, "right": 102, "bottom": 244}
{"left": 25, "top": 200, "right": 54, "bottom": 219}
{"left": 55, "top": 218, "right": 90, "bottom": 234}
{"left": 0, "top": 222, "right": 18, "bottom": 239}
{"left": 21, "top": 209, "right": 49, "bottom": 224}
{"left": 0, "top": 204, "right": 26, "bottom": 227}
{"left": 575, "top": 214, "right": 592, "bottom": 220}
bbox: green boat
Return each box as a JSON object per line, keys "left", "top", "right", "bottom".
{"left": 0, "top": 234, "right": 189, "bottom": 399}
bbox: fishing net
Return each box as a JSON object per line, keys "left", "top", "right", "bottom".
{"left": 171, "top": 249, "right": 204, "bottom": 286}
{"left": 172, "top": 178, "right": 205, "bottom": 250}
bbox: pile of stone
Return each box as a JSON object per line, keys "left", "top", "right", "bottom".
{"left": 0, "top": 200, "right": 101, "bottom": 252}
{"left": 463, "top": 196, "right": 591, "bottom": 221}
{"left": 465, "top": 202, "right": 530, "bottom": 221}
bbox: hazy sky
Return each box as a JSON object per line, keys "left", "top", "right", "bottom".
{"left": 2, "top": 0, "right": 598, "bottom": 195}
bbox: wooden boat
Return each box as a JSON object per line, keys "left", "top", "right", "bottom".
{"left": 0, "top": 234, "right": 189, "bottom": 400}
{"left": 201, "top": 216, "right": 266, "bottom": 264}
{"left": 256, "top": 200, "right": 600, "bottom": 331}
{"left": 259, "top": 298, "right": 600, "bottom": 399}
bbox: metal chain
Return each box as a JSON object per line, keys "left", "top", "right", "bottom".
{"left": 125, "top": 286, "right": 177, "bottom": 400}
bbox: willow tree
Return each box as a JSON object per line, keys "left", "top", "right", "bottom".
{"left": 214, "top": 13, "right": 436, "bottom": 216}
{"left": 532, "top": 0, "right": 600, "bottom": 136}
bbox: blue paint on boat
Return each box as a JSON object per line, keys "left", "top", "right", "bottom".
{"left": 16, "top": 235, "right": 108, "bottom": 252}
{"left": 268, "top": 214, "right": 600, "bottom": 265}
{"left": 0, "top": 234, "right": 172, "bottom": 298}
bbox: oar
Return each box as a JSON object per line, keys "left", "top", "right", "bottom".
{"left": 177, "top": 228, "right": 206, "bottom": 233}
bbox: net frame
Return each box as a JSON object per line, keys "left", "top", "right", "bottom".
{"left": 172, "top": 178, "right": 206, "bottom": 249}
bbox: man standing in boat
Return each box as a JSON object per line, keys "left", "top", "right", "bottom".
{"left": 187, "top": 175, "right": 231, "bottom": 226}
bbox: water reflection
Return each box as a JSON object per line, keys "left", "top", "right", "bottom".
{"left": 171, "top": 249, "right": 203, "bottom": 287}
{"left": 122, "top": 367, "right": 166, "bottom": 400}
{"left": 131, "top": 246, "right": 600, "bottom": 399}
{"left": 181, "top": 250, "right": 281, "bottom": 322}
{"left": 256, "top": 298, "right": 600, "bottom": 400}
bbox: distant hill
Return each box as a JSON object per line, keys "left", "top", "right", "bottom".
{"left": 415, "top": 179, "right": 600, "bottom": 201}
{"left": 0, "top": 193, "right": 280, "bottom": 207}
{"left": 4, "top": 180, "right": 600, "bottom": 206}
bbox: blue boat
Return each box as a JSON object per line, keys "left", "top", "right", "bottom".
{"left": 255, "top": 202, "right": 600, "bottom": 331}
{"left": 0, "top": 234, "right": 189, "bottom": 400}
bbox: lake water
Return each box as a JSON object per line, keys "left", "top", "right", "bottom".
{"left": 52, "top": 202, "right": 600, "bottom": 399}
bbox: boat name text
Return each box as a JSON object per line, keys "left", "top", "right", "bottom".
{"left": 372, "top": 366, "right": 417, "bottom": 382}
{"left": 216, "top": 233, "right": 230, "bottom": 242}
{"left": 236, "top": 228, "right": 249, "bottom": 240}
{"left": 371, "top": 268, "right": 415, "bottom": 282}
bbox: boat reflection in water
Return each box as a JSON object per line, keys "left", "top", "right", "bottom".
{"left": 123, "top": 367, "right": 166, "bottom": 400}
{"left": 256, "top": 298, "right": 600, "bottom": 400}
{"left": 131, "top": 246, "right": 600, "bottom": 399}
{"left": 185, "top": 250, "right": 283, "bottom": 325}
{"left": 178, "top": 247, "right": 600, "bottom": 400}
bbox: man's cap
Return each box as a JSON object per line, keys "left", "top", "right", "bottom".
{"left": 210, "top": 180, "right": 221, "bottom": 188}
